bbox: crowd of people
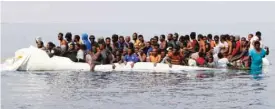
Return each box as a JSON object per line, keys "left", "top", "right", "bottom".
{"left": 35, "top": 31, "right": 269, "bottom": 72}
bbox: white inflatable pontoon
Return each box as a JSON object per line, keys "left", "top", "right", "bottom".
{"left": 1, "top": 46, "right": 270, "bottom": 73}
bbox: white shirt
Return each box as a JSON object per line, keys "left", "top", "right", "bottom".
{"left": 217, "top": 41, "right": 228, "bottom": 53}
{"left": 76, "top": 50, "right": 84, "bottom": 60}
{"left": 249, "top": 36, "right": 259, "bottom": 50}
{"left": 217, "top": 58, "right": 229, "bottom": 68}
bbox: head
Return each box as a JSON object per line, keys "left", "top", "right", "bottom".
{"left": 207, "top": 34, "right": 213, "bottom": 41}
{"left": 217, "top": 52, "right": 224, "bottom": 59}
{"left": 198, "top": 52, "right": 204, "bottom": 58}
{"left": 47, "top": 42, "right": 55, "bottom": 50}
{"left": 65, "top": 32, "right": 72, "bottom": 42}
{"left": 190, "top": 32, "right": 196, "bottom": 40}
{"left": 81, "top": 33, "right": 89, "bottom": 41}
{"left": 160, "top": 50, "right": 166, "bottom": 58}
{"left": 138, "top": 35, "right": 144, "bottom": 41}
{"left": 151, "top": 48, "right": 158, "bottom": 56}
{"left": 184, "top": 35, "right": 190, "bottom": 41}
{"left": 241, "top": 37, "right": 247, "bottom": 47}
{"left": 160, "top": 34, "right": 165, "bottom": 42}
{"left": 74, "top": 35, "right": 80, "bottom": 42}
{"left": 229, "top": 35, "right": 234, "bottom": 41}
{"left": 36, "top": 41, "right": 44, "bottom": 48}
{"left": 248, "top": 34, "right": 253, "bottom": 41}
{"left": 68, "top": 43, "right": 75, "bottom": 50}
{"left": 254, "top": 41, "right": 261, "bottom": 50}
{"left": 174, "top": 33, "right": 179, "bottom": 41}
{"left": 198, "top": 34, "right": 203, "bottom": 41}
{"left": 134, "top": 47, "right": 139, "bottom": 54}
{"left": 119, "top": 36, "right": 125, "bottom": 42}
{"left": 127, "top": 48, "right": 134, "bottom": 55}
{"left": 168, "top": 33, "right": 173, "bottom": 41}
{"left": 235, "top": 36, "right": 240, "bottom": 41}
{"left": 99, "top": 43, "right": 106, "bottom": 50}
{"left": 256, "top": 31, "right": 262, "bottom": 40}
{"left": 214, "top": 35, "right": 219, "bottom": 42}
{"left": 172, "top": 47, "right": 180, "bottom": 55}
{"left": 132, "top": 33, "right": 138, "bottom": 40}
{"left": 105, "top": 37, "right": 111, "bottom": 45}
{"left": 220, "top": 35, "right": 226, "bottom": 42}
{"left": 112, "top": 34, "right": 119, "bottom": 43}
{"left": 125, "top": 36, "right": 131, "bottom": 42}
{"left": 179, "top": 36, "right": 184, "bottom": 42}
{"left": 152, "top": 43, "right": 159, "bottom": 49}
{"left": 58, "top": 33, "right": 64, "bottom": 40}
{"left": 208, "top": 56, "right": 214, "bottom": 63}
{"left": 145, "top": 41, "right": 151, "bottom": 47}
{"left": 89, "top": 35, "right": 95, "bottom": 42}
{"left": 151, "top": 37, "right": 157, "bottom": 44}
{"left": 154, "top": 36, "right": 159, "bottom": 42}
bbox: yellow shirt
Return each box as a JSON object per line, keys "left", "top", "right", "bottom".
{"left": 149, "top": 55, "right": 161, "bottom": 63}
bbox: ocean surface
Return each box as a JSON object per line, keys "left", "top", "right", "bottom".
{"left": 1, "top": 23, "right": 275, "bottom": 109}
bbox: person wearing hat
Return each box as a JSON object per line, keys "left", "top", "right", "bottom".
{"left": 35, "top": 36, "right": 46, "bottom": 50}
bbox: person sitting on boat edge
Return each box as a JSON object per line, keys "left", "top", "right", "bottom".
{"left": 165, "top": 47, "right": 183, "bottom": 67}
{"left": 63, "top": 43, "right": 78, "bottom": 62}
{"left": 46, "top": 42, "right": 60, "bottom": 58}
{"left": 75, "top": 43, "right": 85, "bottom": 62}
{"left": 148, "top": 48, "right": 161, "bottom": 66}
{"left": 35, "top": 36, "right": 46, "bottom": 50}
{"left": 196, "top": 52, "right": 206, "bottom": 67}
{"left": 248, "top": 41, "right": 269, "bottom": 75}
{"left": 217, "top": 52, "right": 229, "bottom": 68}
{"left": 123, "top": 48, "right": 140, "bottom": 68}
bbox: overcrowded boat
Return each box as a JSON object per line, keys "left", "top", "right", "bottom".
{"left": 1, "top": 31, "right": 271, "bottom": 74}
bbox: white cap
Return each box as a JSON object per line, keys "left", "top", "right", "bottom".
{"left": 36, "top": 36, "right": 42, "bottom": 42}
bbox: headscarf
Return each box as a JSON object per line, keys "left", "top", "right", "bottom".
{"left": 82, "top": 33, "right": 91, "bottom": 51}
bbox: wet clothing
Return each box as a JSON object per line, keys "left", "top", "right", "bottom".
{"left": 124, "top": 54, "right": 139, "bottom": 63}
{"left": 81, "top": 33, "right": 92, "bottom": 51}
{"left": 249, "top": 48, "right": 266, "bottom": 74}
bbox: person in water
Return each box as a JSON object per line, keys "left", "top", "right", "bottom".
{"left": 249, "top": 41, "right": 269, "bottom": 75}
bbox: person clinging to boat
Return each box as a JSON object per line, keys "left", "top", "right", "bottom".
{"left": 35, "top": 31, "right": 269, "bottom": 74}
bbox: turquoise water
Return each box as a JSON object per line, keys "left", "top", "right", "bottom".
{"left": 1, "top": 23, "right": 275, "bottom": 109}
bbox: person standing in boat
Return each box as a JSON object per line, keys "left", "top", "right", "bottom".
{"left": 89, "top": 35, "right": 98, "bottom": 53}
{"left": 65, "top": 32, "right": 74, "bottom": 47}
{"left": 249, "top": 41, "right": 269, "bottom": 75}
{"left": 159, "top": 34, "right": 167, "bottom": 51}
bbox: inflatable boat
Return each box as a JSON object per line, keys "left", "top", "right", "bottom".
{"left": 1, "top": 46, "right": 271, "bottom": 73}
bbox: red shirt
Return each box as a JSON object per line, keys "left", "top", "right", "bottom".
{"left": 232, "top": 40, "right": 241, "bottom": 56}
{"left": 196, "top": 57, "right": 206, "bottom": 66}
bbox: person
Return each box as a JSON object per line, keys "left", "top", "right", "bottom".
{"left": 207, "top": 34, "right": 216, "bottom": 50}
{"left": 249, "top": 41, "right": 269, "bottom": 75}
{"left": 226, "top": 35, "right": 233, "bottom": 56}
{"left": 249, "top": 32, "right": 259, "bottom": 51}
{"left": 75, "top": 44, "right": 85, "bottom": 62}
{"left": 217, "top": 52, "right": 229, "bottom": 68}
{"left": 113, "top": 51, "right": 123, "bottom": 63}
{"left": 35, "top": 37, "right": 46, "bottom": 50}
{"left": 196, "top": 52, "right": 206, "bottom": 67}
{"left": 137, "top": 35, "right": 145, "bottom": 49}
{"left": 148, "top": 48, "right": 161, "bottom": 66}
{"left": 177, "top": 36, "right": 185, "bottom": 49}
{"left": 159, "top": 34, "right": 167, "bottom": 51}
{"left": 81, "top": 33, "right": 91, "bottom": 51}
{"left": 123, "top": 48, "right": 140, "bottom": 68}
{"left": 166, "top": 47, "right": 182, "bottom": 67}
{"left": 159, "top": 50, "right": 167, "bottom": 63}
{"left": 198, "top": 34, "right": 206, "bottom": 53}
{"left": 190, "top": 32, "right": 199, "bottom": 52}
{"left": 46, "top": 42, "right": 59, "bottom": 58}
{"left": 217, "top": 35, "right": 228, "bottom": 54}
{"left": 167, "top": 33, "right": 177, "bottom": 49}
{"left": 58, "top": 32, "right": 67, "bottom": 51}
{"left": 89, "top": 35, "right": 98, "bottom": 53}
{"left": 74, "top": 35, "right": 82, "bottom": 45}
{"left": 137, "top": 48, "right": 147, "bottom": 62}
{"left": 91, "top": 43, "right": 114, "bottom": 68}
{"left": 118, "top": 36, "right": 126, "bottom": 51}
{"left": 207, "top": 56, "right": 215, "bottom": 68}
{"left": 65, "top": 32, "right": 74, "bottom": 47}
{"left": 214, "top": 35, "right": 220, "bottom": 46}
{"left": 112, "top": 34, "right": 119, "bottom": 44}
{"left": 132, "top": 33, "right": 139, "bottom": 47}
{"left": 231, "top": 36, "right": 241, "bottom": 58}
{"left": 63, "top": 43, "right": 77, "bottom": 62}
{"left": 105, "top": 37, "right": 113, "bottom": 52}
{"left": 143, "top": 41, "right": 152, "bottom": 56}
{"left": 229, "top": 38, "right": 250, "bottom": 68}
{"left": 125, "top": 36, "right": 134, "bottom": 49}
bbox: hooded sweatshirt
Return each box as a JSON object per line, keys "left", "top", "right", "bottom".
{"left": 82, "top": 33, "right": 92, "bottom": 51}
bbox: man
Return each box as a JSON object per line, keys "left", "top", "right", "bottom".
{"left": 148, "top": 48, "right": 161, "bottom": 66}
{"left": 159, "top": 34, "right": 167, "bottom": 51}
{"left": 89, "top": 35, "right": 98, "bottom": 53}
{"left": 249, "top": 33, "right": 258, "bottom": 51}
{"left": 35, "top": 37, "right": 46, "bottom": 50}
{"left": 123, "top": 48, "right": 140, "bottom": 68}
{"left": 46, "top": 42, "right": 59, "bottom": 58}
{"left": 65, "top": 32, "right": 74, "bottom": 47}
{"left": 81, "top": 33, "right": 91, "bottom": 51}
{"left": 231, "top": 36, "right": 241, "bottom": 57}
{"left": 207, "top": 34, "right": 216, "bottom": 49}
{"left": 190, "top": 32, "right": 199, "bottom": 52}
{"left": 136, "top": 35, "right": 145, "bottom": 49}
{"left": 167, "top": 33, "right": 177, "bottom": 49}
{"left": 63, "top": 43, "right": 77, "bottom": 62}
{"left": 166, "top": 47, "right": 183, "bottom": 67}
{"left": 198, "top": 34, "right": 206, "bottom": 53}
{"left": 143, "top": 41, "right": 152, "bottom": 56}
{"left": 217, "top": 52, "right": 229, "bottom": 68}
{"left": 132, "top": 32, "right": 139, "bottom": 45}
{"left": 118, "top": 36, "right": 126, "bottom": 51}
{"left": 125, "top": 36, "right": 134, "bottom": 49}
{"left": 58, "top": 32, "right": 67, "bottom": 51}
{"left": 105, "top": 37, "right": 113, "bottom": 52}
{"left": 214, "top": 35, "right": 220, "bottom": 46}
{"left": 249, "top": 41, "right": 269, "bottom": 75}
{"left": 74, "top": 35, "right": 82, "bottom": 45}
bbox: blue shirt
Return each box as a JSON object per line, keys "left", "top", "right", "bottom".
{"left": 124, "top": 54, "right": 140, "bottom": 63}
{"left": 249, "top": 48, "right": 266, "bottom": 74}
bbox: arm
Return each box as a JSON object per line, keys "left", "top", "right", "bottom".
{"left": 265, "top": 47, "right": 269, "bottom": 55}
{"left": 228, "top": 43, "right": 232, "bottom": 55}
